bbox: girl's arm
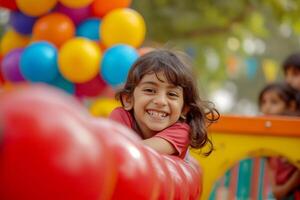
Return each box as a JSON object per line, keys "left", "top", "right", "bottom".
{"left": 142, "top": 137, "right": 177, "bottom": 155}
{"left": 142, "top": 123, "right": 190, "bottom": 157}
{"left": 267, "top": 160, "right": 300, "bottom": 199}
{"left": 272, "top": 170, "right": 300, "bottom": 199}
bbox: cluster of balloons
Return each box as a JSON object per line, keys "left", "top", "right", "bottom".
{"left": 0, "top": 85, "right": 202, "bottom": 200}
{"left": 0, "top": 0, "right": 146, "bottom": 100}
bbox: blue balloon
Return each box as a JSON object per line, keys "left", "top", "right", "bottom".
{"left": 76, "top": 18, "right": 101, "bottom": 41}
{"left": 101, "top": 44, "right": 138, "bottom": 87}
{"left": 49, "top": 74, "right": 75, "bottom": 94}
{"left": 9, "top": 11, "right": 37, "bottom": 35}
{"left": 20, "top": 42, "right": 59, "bottom": 83}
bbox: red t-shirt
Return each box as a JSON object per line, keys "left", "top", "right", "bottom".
{"left": 109, "top": 107, "right": 190, "bottom": 158}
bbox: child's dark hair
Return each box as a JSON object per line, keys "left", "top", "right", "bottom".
{"left": 116, "top": 49, "right": 219, "bottom": 156}
{"left": 258, "top": 82, "right": 300, "bottom": 115}
{"left": 282, "top": 53, "right": 300, "bottom": 74}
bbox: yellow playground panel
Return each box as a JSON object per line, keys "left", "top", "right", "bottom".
{"left": 191, "top": 115, "right": 300, "bottom": 200}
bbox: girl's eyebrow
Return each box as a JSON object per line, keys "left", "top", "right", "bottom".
{"left": 140, "top": 81, "right": 182, "bottom": 90}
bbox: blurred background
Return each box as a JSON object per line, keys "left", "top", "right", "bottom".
{"left": 1, "top": 0, "right": 300, "bottom": 114}
{"left": 131, "top": 0, "right": 300, "bottom": 115}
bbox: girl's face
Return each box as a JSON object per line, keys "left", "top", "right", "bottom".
{"left": 260, "top": 90, "right": 287, "bottom": 115}
{"left": 129, "top": 72, "right": 186, "bottom": 138}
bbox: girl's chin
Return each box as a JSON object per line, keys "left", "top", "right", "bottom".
{"left": 147, "top": 125, "right": 169, "bottom": 132}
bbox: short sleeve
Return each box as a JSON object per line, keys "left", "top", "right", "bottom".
{"left": 154, "top": 123, "right": 190, "bottom": 158}
{"left": 109, "top": 107, "right": 133, "bottom": 129}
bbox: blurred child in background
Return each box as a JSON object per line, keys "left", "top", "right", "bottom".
{"left": 282, "top": 53, "right": 300, "bottom": 92}
{"left": 258, "top": 82, "right": 300, "bottom": 200}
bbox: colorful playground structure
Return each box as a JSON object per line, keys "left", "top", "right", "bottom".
{"left": 193, "top": 115, "right": 300, "bottom": 200}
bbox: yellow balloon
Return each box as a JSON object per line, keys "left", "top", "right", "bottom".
{"left": 89, "top": 98, "right": 120, "bottom": 117}
{"left": 1, "top": 29, "right": 30, "bottom": 55}
{"left": 16, "top": 0, "right": 57, "bottom": 17}
{"left": 100, "top": 8, "right": 146, "bottom": 48}
{"left": 59, "top": 0, "right": 93, "bottom": 8}
{"left": 58, "top": 38, "right": 101, "bottom": 83}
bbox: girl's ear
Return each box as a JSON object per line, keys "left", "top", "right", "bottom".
{"left": 181, "top": 105, "right": 190, "bottom": 119}
{"left": 121, "top": 93, "right": 133, "bottom": 111}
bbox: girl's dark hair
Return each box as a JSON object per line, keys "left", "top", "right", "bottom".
{"left": 282, "top": 53, "right": 300, "bottom": 74}
{"left": 116, "top": 49, "right": 219, "bottom": 156}
{"left": 258, "top": 82, "right": 300, "bottom": 115}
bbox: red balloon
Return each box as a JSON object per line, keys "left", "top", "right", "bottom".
{"left": 0, "top": 0, "right": 17, "bottom": 10}
{"left": 0, "top": 54, "right": 5, "bottom": 85}
{"left": 175, "top": 157, "right": 202, "bottom": 200}
{"left": 144, "top": 147, "right": 175, "bottom": 200}
{"left": 75, "top": 75, "right": 107, "bottom": 97}
{"left": 89, "top": 118, "right": 160, "bottom": 200}
{"left": 163, "top": 155, "right": 190, "bottom": 200}
{"left": 91, "top": 0, "right": 131, "bottom": 17}
{"left": 189, "top": 157, "right": 203, "bottom": 197}
{"left": 0, "top": 84, "right": 116, "bottom": 200}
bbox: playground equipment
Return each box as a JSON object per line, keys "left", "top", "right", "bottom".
{"left": 0, "top": 84, "right": 202, "bottom": 200}
{"left": 192, "top": 115, "right": 300, "bottom": 200}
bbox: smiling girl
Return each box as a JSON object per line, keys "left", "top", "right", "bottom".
{"left": 109, "top": 49, "right": 219, "bottom": 158}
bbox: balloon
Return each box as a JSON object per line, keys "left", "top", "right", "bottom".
{"left": 138, "top": 47, "right": 154, "bottom": 56}
{"left": 163, "top": 156, "right": 190, "bottom": 200}
{"left": 99, "top": 85, "right": 116, "bottom": 98}
{"left": 91, "top": 0, "right": 131, "bottom": 17}
{"left": 32, "top": 13, "right": 75, "bottom": 47}
{"left": 189, "top": 157, "right": 203, "bottom": 198}
{"left": 0, "top": 0, "right": 17, "bottom": 10}
{"left": 9, "top": 11, "right": 37, "bottom": 35}
{"left": 75, "top": 75, "right": 106, "bottom": 97}
{"left": 0, "top": 72, "right": 4, "bottom": 86}
{"left": 49, "top": 74, "right": 75, "bottom": 94}
{"left": 58, "top": 38, "right": 101, "bottom": 83}
{"left": 55, "top": 3, "right": 91, "bottom": 25}
{"left": 1, "top": 48, "right": 25, "bottom": 82}
{"left": 100, "top": 8, "right": 146, "bottom": 48}
{"left": 174, "top": 157, "right": 201, "bottom": 200}
{"left": 20, "top": 42, "right": 58, "bottom": 83}
{"left": 144, "top": 147, "right": 175, "bottom": 200}
{"left": 0, "top": 85, "right": 116, "bottom": 200}
{"left": 76, "top": 18, "right": 101, "bottom": 41}
{"left": 89, "top": 118, "right": 159, "bottom": 200}
{"left": 89, "top": 98, "right": 120, "bottom": 117}
{"left": 0, "top": 28, "right": 30, "bottom": 55}
{"left": 16, "top": 0, "right": 57, "bottom": 17}
{"left": 59, "top": 0, "right": 93, "bottom": 8}
{"left": 0, "top": 54, "right": 4, "bottom": 85}
{"left": 101, "top": 44, "right": 138, "bottom": 87}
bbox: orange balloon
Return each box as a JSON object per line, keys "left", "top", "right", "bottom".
{"left": 32, "top": 13, "right": 75, "bottom": 47}
{"left": 138, "top": 47, "right": 154, "bottom": 56}
{"left": 92, "top": 0, "right": 131, "bottom": 17}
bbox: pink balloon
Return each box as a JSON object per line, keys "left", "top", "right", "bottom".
{"left": 55, "top": 3, "right": 91, "bottom": 25}
{"left": 75, "top": 75, "right": 107, "bottom": 97}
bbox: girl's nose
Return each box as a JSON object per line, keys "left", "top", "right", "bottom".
{"left": 152, "top": 93, "right": 167, "bottom": 106}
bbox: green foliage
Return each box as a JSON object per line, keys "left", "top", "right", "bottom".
{"left": 132, "top": 0, "right": 300, "bottom": 113}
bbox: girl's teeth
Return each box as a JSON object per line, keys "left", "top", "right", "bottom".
{"left": 148, "top": 110, "right": 167, "bottom": 118}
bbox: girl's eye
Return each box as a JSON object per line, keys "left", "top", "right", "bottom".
{"left": 168, "top": 92, "right": 179, "bottom": 97}
{"left": 143, "top": 88, "right": 155, "bottom": 93}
